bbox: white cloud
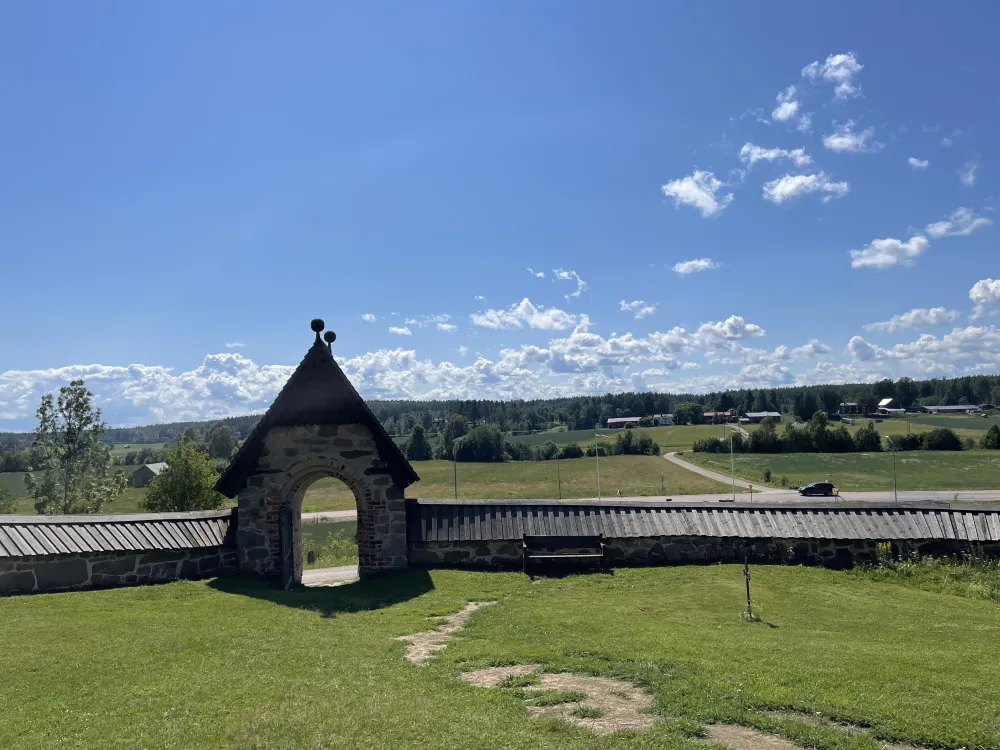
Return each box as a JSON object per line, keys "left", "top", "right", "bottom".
{"left": 942, "top": 128, "right": 962, "bottom": 147}
{"left": 527, "top": 268, "right": 545, "bottom": 278}
{"left": 864, "top": 307, "right": 960, "bottom": 333}
{"left": 470, "top": 298, "right": 578, "bottom": 330}
{"left": 672, "top": 258, "right": 721, "bottom": 275}
{"left": 762, "top": 172, "right": 850, "bottom": 204}
{"left": 692, "top": 315, "right": 766, "bottom": 347}
{"left": 849, "top": 235, "right": 930, "bottom": 269}
{"left": 925, "top": 207, "right": 992, "bottom": 238}
{"left": 224, "top": 342, "right": 244, "bottom": 349}
{"left": 619, "top": 300, "right": 657, "bottom": 319}
{"left": 361, "top": 313, "right": 377, "bottom": 323}
{"left": 739, "top": 143, "right": 812, "bottom": 168}
{"left": 796, "top": 113, "right": 812, "bottom": 133}
{"left": 846, "top": 326, "right": 1000, "bottom": 375}
{"left": 661, "top": 170, "right": 734, "bottom": 217}
{"left": 822, "top": 120, "right": 882, "bottom": 153}
{"left": 457, "top": 345, "right": 469, "bottom": 356}
{"left": 771, "top": 85, "right": 800, "bottom": 122}
{"left": 801, "top": 52, "right": 863, "bottom": 98}
{"left": 970, "top": 278, "right": 1000, "bottom": 319}
{"left": 772, "top": 340, "right": 832, "bottom": 360}
{"left": 908, "top": 157, "right": 929, "bottom": 169}
{"left": 474, "top": 295, "right": 485, "bottom": 301}
{"left": 437, "top": 323, "right": 457, "bottom": 332}
{"left": 960, "top": 161, "right": 978, "bottom": 186}
{"left": 388, "top": 326, "right": 412, "bottom": 336}
{"left": 552, "top": 268, "right": 588, "bottom": 299}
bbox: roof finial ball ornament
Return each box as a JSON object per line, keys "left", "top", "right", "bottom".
{"left": 310, "top": 318, "right": 325, "bottom": 343}
{"left": 324, "top": 330, "right": 336, "bottom": 351}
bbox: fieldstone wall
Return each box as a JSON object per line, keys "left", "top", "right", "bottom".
{"left": 236, "top": 423, "right": 407, "bottom": 582}
{"left": 408, "top": 537, "right": 1000, "bottom": 571}
{"left": 0, "top": 547, "right": 237, "bottom": 596}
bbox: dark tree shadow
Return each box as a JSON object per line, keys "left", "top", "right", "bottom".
{"left": 207, "top": 569, "right": 434, "bottom": 618}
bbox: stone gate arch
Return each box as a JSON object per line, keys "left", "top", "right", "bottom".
{"left": 215, "top": 319, "right": 419, "bottom": 586}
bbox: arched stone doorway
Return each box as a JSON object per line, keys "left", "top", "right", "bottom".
{"left": 215, "top": 320, "right": 419, "bottom": 585}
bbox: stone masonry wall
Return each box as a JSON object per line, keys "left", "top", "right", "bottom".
{"left": 0, "top": 547, "right": 237, "bottom": 596}
{"left": 236, "top": 424, "right": 407, "bottom": 582}
{"left": 409, "top": 536, "right": 1000, "bottom": 571}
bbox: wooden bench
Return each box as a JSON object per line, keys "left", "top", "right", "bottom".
{"left": 522, "top": 534, "right": 606, "bottom": 574}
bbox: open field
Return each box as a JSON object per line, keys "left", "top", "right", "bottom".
{"left": 2, "top": 566, "right": 999, "bottom": 749}
{"left": 1, "top": 467, "right": 146, "bottom": 513}
{"left": 303, "top": 455, "right": 729, "bottom": 511}
{"left": 301, "top": 519, "right": 358, "bottom": 568}
{"left": 684, "top": 450, "right": 1000, "bottom": 492}
{"left": 110, "top": 442, "right": 167, "bottom": 456}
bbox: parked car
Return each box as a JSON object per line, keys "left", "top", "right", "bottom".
{"left": 798, "top": 481, "right": 835, "bottom": 497}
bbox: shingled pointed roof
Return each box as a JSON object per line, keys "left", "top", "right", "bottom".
{"left": 216, "top": 330, "right": 419, "bottom": 497}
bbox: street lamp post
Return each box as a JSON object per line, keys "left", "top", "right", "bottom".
{"left": 887, "top": 436, "right": 898, "bottom": 504}
{"left": 594, "top": 426, "right": 602, "bottom": 500}
{"left": 729, "top": 427, "right": 736, "bottom": 502}
{"left": 452, "top": 436, "right": 464, "bottom": 500}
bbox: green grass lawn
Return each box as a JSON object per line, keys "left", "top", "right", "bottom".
{"left": 1, "top": 466, "right": 150, "bottom": 514}
{"left": 110, "top": 442, "right": 167, "bottom": 456}
{"left": 684, "top": 449, "right": 1000, "bottom": 492}
{"left": 302, "top": 455, "right": 730, "bottom": 512}
{"left": 2, "top": 566, "right": 999, "bottom": 749}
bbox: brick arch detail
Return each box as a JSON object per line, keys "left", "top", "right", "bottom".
{"left": 234, "top": 424, "right": 408, "bottom": 581}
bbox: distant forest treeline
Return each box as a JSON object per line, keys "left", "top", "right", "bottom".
{"left": 2, "top": 373, "right": 999, "bottom": 451}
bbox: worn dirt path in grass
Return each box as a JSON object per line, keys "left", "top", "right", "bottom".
{"left": 459, "top": 665, "right": 657, "bottom": 735}
{"left": 664, "top": 452, "right": 791, "bottom": 494}
{"left": 395, "top": 602, "right": 496, "bottom": 664}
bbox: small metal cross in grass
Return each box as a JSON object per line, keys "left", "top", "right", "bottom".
{"left": 742, "top": 549, "right": 761, "bottom": 623}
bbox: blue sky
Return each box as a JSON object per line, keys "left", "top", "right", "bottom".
{"left": 1, "top": 1, "right": 998, "bottom": 429}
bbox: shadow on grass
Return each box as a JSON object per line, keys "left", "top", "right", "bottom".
{"left": 207, "top": 569, "right": 434, "bottom": 618}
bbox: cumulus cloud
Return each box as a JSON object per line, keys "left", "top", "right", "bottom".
{"left": 619, "top": 300, "right": 657, "bottom": 319}
{"left": 224, "top": 342, "right": 244, "bottom": 349}
{"left": 552, "top": 268, "right": 588, "bottom": 299}
{"left": 970, "top": 278, "right": 1000, "bottom": 319}
{"left": 849, "top": 235, "right": 929, "bottom": 269}
{"left": 762, "top": 172, "right": 850, "bottom": 204}
{"left": 822, "top": 120, "right": 882, "bottom": 153}
{"left": 474, "top": 295, "right": 486, "bottom": 301}
{"left": 941, "top": 128, "right": 962, "bottom": 148}
{"left": 527, "top": 268, "right": 545, "bottom": 278}
{"left": 847, "top": 326, "right": 1000, "bottom": 375}
{"left": 771, "top": 85, "right": 801, "bottom": 121}
{"left": 388, "top": 326, "right": 412, "bottom": 336}
{"left": 361, "top": 313, "right": 376, "bottom": 323}
{"left": 404, "top": 314, "right": 455, "bottom": 331}
{"left": 960, "top": 161, "right": 978, "bottom": 186}
{"left": 772, "top": 340, "right": 832, "bottom": 360}
{"left": 908, "top": 157, "right": 929, "bottom": 169}
{"left": 661, "top": 170, "right": 734, "bottom": 217}
{"left": 692, "top": 316, "right": 766, "bottom": 347}
{"left": 457, "top": 345, "right": 468, "bottom": 356}
{"left": 801, "top": 52, "right": 863, "bottom": 98}
{"left": 864, "top": 307, "right": 960, "bottom": 333}
{"left": 925, "top": 207, "right": 992, "bottom": 238}
{"left": 739, "top": 143, "right": 812, "bottom": 168}
{"left": 469, "top": 298, "right": 578, "bottom": 330}
{"left": 672, "top": 258, "right": 721, "bottom": 275}
{"left": 437, "top": 323, "right": 457, "bottom": 332}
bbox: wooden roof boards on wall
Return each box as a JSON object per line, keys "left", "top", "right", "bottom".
{"left": 0, "top": 509, "right": 235, "bottom": 558}
{"left": 405, "top": 499, "right": 1000, "bottom": 544}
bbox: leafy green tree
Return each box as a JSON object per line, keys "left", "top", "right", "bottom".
{"left": 921, "top": 428, "right": 963, "bottom": 451}
{"left": 441, "top": 415, "right": 468, "bottom": 459}
{"left": 558, "top": 443, "right": 584, "bottom": 459}
{"left": 143, "top": 438, "right": 227, "bottom": 512}
{"left": 0, "top": 487, "right": 17, "bottom": 514}
{"left": 454, "top": 424, "right": 504, "bottom": 462}
{"left": 672, "top": 402, "right": 703, "bottom": 425}
{"left": 979, "top": 424, "right": 1000, "bottom": 450}
{"left": 895, "top": 377, "right": 918, "bottom": 409}
{"left": 794, "top": 391, "right": 819, "bottom": 422}
{"left": 405, "top": 425, "right": 432, "bottom": 461}
{"left": 852, "top": 421, "right": 882, "bottom": 452}
{"left": 205, "top": 424, "right": 238, "bottom": 460}
{"left": 24, "top": 380, "right": 127, "bottom": 515}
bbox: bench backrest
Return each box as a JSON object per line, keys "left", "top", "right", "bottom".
{"left": 522, "top": 534, "right": 603, "bottom": 550}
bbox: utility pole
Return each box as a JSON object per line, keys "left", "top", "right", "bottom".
{"left": 595, "top": 425, "right": 601, "bottom": 500}
{"left": 887, "top": 436, "right": 898, "bottom": 504}
{"left": 557, "top": 458, "right": 562, "bottom": 500}
{"left": 730, "top": 428, "right": 736, "bottom": 502}
{"left": 452, "top": 436, "right": 464, "bottom": 500}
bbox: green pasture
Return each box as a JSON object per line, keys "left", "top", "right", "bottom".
{"left": 2, "top": 565, "right": 999, "bottom": 749}
{"left": 301, "top": 520, "right": 358, "bottom": 568}
{"left": 685, "top": 450, "right": 1000, "bottom": 492}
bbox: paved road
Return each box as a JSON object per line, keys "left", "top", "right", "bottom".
{"left": 301, "top": 564, "right": 358, "bottom": 587}
{"left": 303, "top": 510, "right": 356, "bottom": 522}
{"left": 664, "top": 451, "right": 791, "bottom": 494}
